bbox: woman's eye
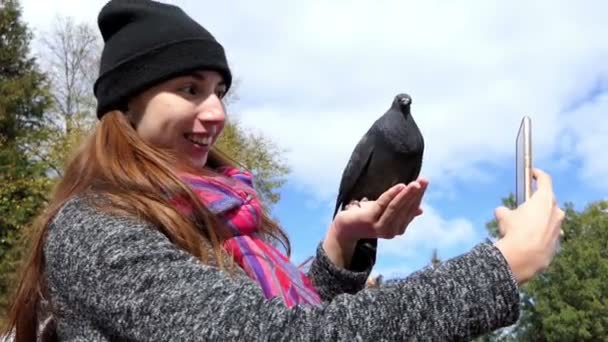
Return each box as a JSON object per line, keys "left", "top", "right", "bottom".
{"left": 215, "top": 88, "right": 226, "bottom": 99}
{"left": 179, "top": 84, "right": 197, "bottom": 95}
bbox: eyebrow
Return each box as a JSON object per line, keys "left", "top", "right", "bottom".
{"left": 191, "top": 71, "right": 226, "bottom": 87}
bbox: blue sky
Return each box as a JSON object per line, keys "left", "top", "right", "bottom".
{"left": 22, "top": 0, "right": 608, "bottom": 279}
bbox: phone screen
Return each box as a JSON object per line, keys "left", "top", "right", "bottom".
{"left": 516, "top": 116, "right": 532, "bottom": 206}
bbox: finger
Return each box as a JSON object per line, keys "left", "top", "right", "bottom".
{"left": 396, "top": 222, "right": 408, "bottom": 236}
{"left": 494, "top": 206, "right": 511, "bottom": 236}
{"left": 412, "top": 180, "right": 428, "bottom": 209}
{"left": 345, "top": 200, "right": 360, "bottom": 210}
{"left": 495, "top": 206, "right": 510, "bottom": 220}
{"left": 404, "top": 186, "right": 427, "bottom": 222}
{"left": 374, "top": 186, "right": 412, "bottom": 233}
{"left": 400, "top": 182, "right": 422, "bottom": 211}
{"left": 395, "top": 183, "right": 426, "bottom": 234}
{"left": 543, "top": 207, "right": 565, "bottom": 250}
{"left": 416, "top": 176, "right": 430, "bottom": 189}
{"left": 375, "top": 180, "right": 425, "bottom": 236}
{"left": 379, "top": 184, "right": 421, "bottom": 235}
{"left": 552, "top": 206, "right": 565, "bottom": 223}
{"left": 394, "top": 179, "right": 427, "bottom": 225}
{"left": 551, "top": 208, "right": 566, "bottom": 237}
{"left": 532, "top": 168, "right": 553, "bottom": 195}
{"left": 373, "top": 183, "right": 406, "bottom": 216}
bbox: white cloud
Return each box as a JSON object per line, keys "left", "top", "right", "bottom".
{"left": 20, "top": 0, "right": 608, "bottom": 202}
{"left": 377, "top": 203, "right": 478, "bottom": 259}
{"left": 20, "top": 0, "right": 104, "bottom": 37}
{"left": 234, "top": 107, "right": 377, "bottom": 200}
{"left": 211, "top": 0, "right": 608, "bottom": 200}
{"left": 561, "top": 92, "right": 608, "bottom": 190}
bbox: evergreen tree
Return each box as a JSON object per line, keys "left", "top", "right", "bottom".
{"left": 0, "top": 0, "right": 53, "bottom": 318}
{"left": 477, "top": 193, "right": 608, "bottom": 341}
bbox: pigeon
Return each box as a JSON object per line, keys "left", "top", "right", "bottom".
{"left": 333, "top": 93, "right": 425, "bottom": 268}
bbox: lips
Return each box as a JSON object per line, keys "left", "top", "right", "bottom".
{"left": 184, "top": 133, "right": 212, "bottom": 147}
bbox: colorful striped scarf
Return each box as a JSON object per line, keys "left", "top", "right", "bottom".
{"left": 172, "top": 166, "right": 322, "bottom": 308}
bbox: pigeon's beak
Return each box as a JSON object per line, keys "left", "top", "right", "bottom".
{"left": 398, "top": 97, "right": 411, "bottom": 114}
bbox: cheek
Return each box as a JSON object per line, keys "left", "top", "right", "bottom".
{"left": 214, "top": 123, "right": 226, "bottom": 141}
{"left": 133, "top": 111, "right": 163, "bottom": 145}
{"left": 135, "top": 119, "right": 166, "bottom": 146}
{"left": 134, "top": 106, "right": 184, "bottom": 148}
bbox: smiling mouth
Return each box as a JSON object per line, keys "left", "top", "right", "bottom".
{"left": 184, "top": 133, "right": 212, "bottom": 147}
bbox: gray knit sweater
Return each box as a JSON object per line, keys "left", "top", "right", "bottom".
{"left": 43, "top": 196, "right": 520, "bottom": 341}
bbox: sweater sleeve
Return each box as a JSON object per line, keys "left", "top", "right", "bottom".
{"left": 306, "top": 242, "right": 372, "bottom": 302}
{"left": 45, "top": 198, "right": 520, "bottom": 342}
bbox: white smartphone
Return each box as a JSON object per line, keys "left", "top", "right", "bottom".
{"left": 516, "top": 116, "right": 533, "bottom": 206}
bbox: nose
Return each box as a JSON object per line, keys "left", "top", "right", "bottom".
{"left": 195, "top": 95, "right": 226, "bottom": 126}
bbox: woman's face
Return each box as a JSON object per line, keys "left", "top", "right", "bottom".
{"left": 127, "top": 70, "right": 227, "bottom": 168}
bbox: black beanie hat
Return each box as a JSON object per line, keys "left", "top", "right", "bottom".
{"left": 93, "top": 0, "right": 232, "bottom": 118}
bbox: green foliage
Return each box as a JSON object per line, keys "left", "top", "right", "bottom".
{"left": 0, "top": 0, "right": 49, "bottom": 140}
{"left": 0, "top": 0, "right": 54, "bottom": 318}
{"left": 0, "top": 147, "right": 51, "bottom": 314}
{"left": 216, "top": 119, "right": 290, "bottom": 209}
{"left": 524, "top": 200, "right": 608, "bottom": 341}
{"left": 478, "top": 194, "right": 608, "bottom": 341}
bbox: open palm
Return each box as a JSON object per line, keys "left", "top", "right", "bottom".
{"left": 332, "top": 178, "right": 429, "bottom": 241}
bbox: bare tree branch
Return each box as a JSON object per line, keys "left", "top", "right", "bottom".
{"left": 38, "top": 15, "right": 101, "bottom": 133}
{"left": 25, "top": 15, "right": 100, "bottom": 175}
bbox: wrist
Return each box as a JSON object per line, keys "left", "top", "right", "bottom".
{"left": 494, "top": 238, "right": 531, "bottom": 285}
{"left": 322, "top": 224, "right": 358, "bottom": 269}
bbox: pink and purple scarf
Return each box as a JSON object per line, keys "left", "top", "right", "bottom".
{"left": 172, "top": 166, "right": 322, "bottom": 308}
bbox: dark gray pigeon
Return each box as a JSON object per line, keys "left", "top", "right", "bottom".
{"left": 333, "top": 93, "right": 424, "bottom": 268}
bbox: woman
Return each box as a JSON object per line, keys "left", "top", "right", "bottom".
{"left": 3, "top": 0, "right": 564, "bottom": 341}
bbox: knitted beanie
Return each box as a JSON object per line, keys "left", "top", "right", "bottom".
{"left": 93, "top": 0, "right": 232, "bottom": 118}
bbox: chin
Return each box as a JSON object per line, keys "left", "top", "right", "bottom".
{"left": 191, "top": 154, "right": 209, "bottom": 169}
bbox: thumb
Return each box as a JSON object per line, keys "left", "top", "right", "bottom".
{"left": 494, "top": 206, "right": 511, "bottom": 221}
{"left": 494, "top": 206, "right": 511, "bottom": 237}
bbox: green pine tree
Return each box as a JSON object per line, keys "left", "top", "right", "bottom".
{"left": 477, "top": 193, "right": 608, "bottom": 341}
{"left": 524, "top": 200, "right": 608, "bottom": 341}
{"left": 0, "top": 0, "right": 53, "bottom": 319}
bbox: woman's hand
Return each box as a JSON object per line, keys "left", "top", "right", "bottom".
{"left": 322, "top": 178, "right": 428, "bottom": 268}
{"left": 494, "top": 168, "right": 565, "bottom": 285}
{"left": 332, "top": 178, "right": 428, "bottom": 241}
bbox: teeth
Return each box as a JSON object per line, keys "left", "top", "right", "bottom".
{"left": 186, "top": 135, "right": 211, "bottom": 146}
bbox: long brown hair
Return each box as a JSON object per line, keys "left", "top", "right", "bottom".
{"left": 1, "top": 110, "right": 291, "bottom": 342}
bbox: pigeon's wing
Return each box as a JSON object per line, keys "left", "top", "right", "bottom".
{"left": 333, "top": 136, "right": 375, "bottom": 218}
